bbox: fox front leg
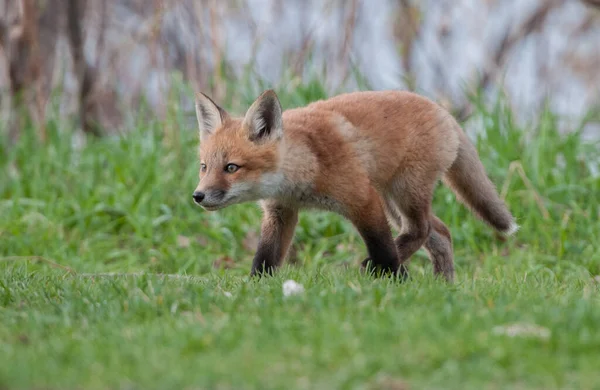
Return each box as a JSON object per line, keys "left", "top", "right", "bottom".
{"left": 250, "top": 201, "right": 298, "bottom": 276}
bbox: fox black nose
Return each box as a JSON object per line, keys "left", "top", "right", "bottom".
{"left": 192, "top": 191, "right": 205, "bottom": 203}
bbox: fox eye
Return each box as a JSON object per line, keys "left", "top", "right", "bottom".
{"left": 225, "top": 163, "right": 239, "bottom": 173}
{"left": 200, "top": 163, "right": 207, "bottom": 172}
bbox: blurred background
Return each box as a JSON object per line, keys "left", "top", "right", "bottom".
{"left": 1, "top": 0, "right": 599, "bottom": 141}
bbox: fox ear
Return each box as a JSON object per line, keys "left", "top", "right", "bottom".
{"left": 243, "top": 89, "right": 283, "bottom": 143}
{"left": 195, "top": 92, "right": 228, "bottom": 141}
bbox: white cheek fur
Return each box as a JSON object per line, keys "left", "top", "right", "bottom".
{"left": 226, "top": 181, "right": 255, "bottom": 201}
{"left": 223, "top": 172, "right": 285, "bottom": 203}
{"left": 202, "top": 170, "right": 285, "bottom": 207}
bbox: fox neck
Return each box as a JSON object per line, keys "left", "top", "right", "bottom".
{"left": 257, "top": 139, "right": 289, "bottom": 199}
{"left": 257, "top": 135, "right": 317, "bottom": 203}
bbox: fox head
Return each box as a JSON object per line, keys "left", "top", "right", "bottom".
{"left": 192, "top": 90, "right": 284, "bottom": 210}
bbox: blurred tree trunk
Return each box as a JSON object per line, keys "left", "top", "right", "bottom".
{"left": 66, "top": 0, "right": 103, "bottom": 137}
{"left": 1, "top": 0, "right": 45, "bottom": 142}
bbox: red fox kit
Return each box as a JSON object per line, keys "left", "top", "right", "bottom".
{"left": 192, "top": 89, "right": 517, "bottom": 281}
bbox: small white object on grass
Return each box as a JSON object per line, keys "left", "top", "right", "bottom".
{"left": 282, "top": 280, "right": 305, "bottom": 297}
{"left": 492, "top": 323, "right": 551, "bottom": 339}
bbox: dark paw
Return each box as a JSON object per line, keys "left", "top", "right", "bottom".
{"left": 250, "top": 264, "right": 276, "bottom": 278}
{"left": 361, "top": 258, "right": 408, "bottom": 281}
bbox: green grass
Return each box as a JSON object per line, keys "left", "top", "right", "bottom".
{"left": 1, "top": 82, "right": 599, "bottom": 389}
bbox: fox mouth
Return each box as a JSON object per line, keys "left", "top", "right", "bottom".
{"left": 201, "top": 204, "right": 224, "bottom": 211}
{"left": 199, "top": 196, "right": 238, "bottom": 211}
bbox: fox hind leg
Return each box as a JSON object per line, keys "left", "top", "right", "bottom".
{"left": 424, "top": 216, "right": 454, "bottom": 282}
{"left": 382, "top": 191, "right": 431, "bottom": 272}
{"left": 380, "top": 195, "right": 409, "bottom": 277}
{"left": 384, "top": 189, "right": 455, "bottom": 281}
{"left": 390, "top": 191, "right": 432, "bottom": 266}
